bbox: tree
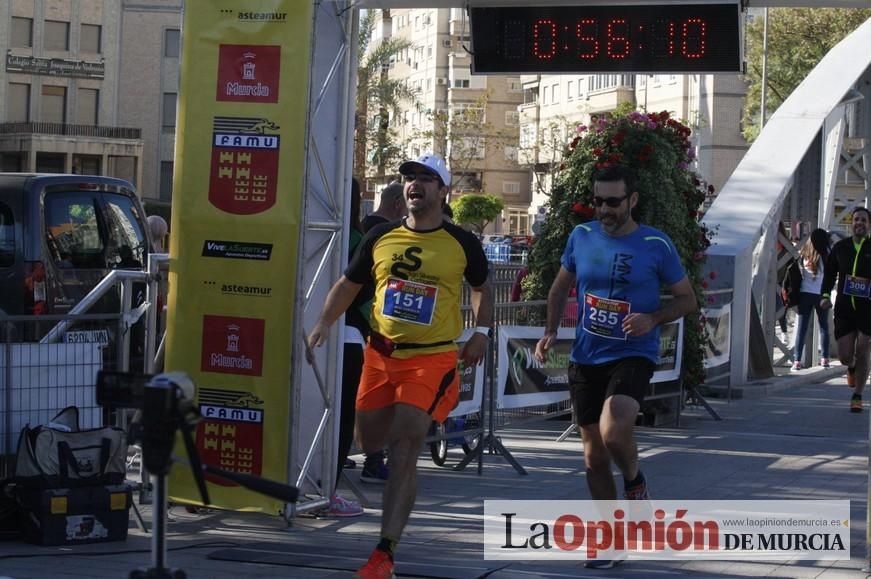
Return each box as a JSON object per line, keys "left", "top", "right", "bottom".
{"left": 520, "top": 114, "right": 575, "bottom": 199}
{"left": 354, "top": 11, "right": 419, "bottom": 183}
{"left": 450, "top": 194, "right": 504, "bottom": 234}
{"left": 742, "top": 8, "right": 871, "bottom": 142}
{"left": 419, "top": 92, "right": 517, "bottom": 192}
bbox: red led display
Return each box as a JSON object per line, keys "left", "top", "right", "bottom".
{"left": 471, "top": 3, "right": 741, "bottom": 74}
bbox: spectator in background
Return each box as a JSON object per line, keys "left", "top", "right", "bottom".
{"left": 327, "top": 178, "right": 370, "bottom": 517}
{"left": 511, "top": 267, "right": 577, "bottom": 325}
{"left": 775, "top": 222, "right": 794, "bottom": 344}
{"left": 791, "top": 228, "right": 831, "bottom": 371}
{"left": 361, "top": 182, "right": 406, "bottom": 232}
{"left": 442, "top": 200, "right": 454, "bottom": 223}
{"left": 147, "top": 215, "right": 168, "bottom": 253}
{"left": 357, "top": 182, "right": 405, "bottom": 485}
{"left": 510, "top": 267, "right": 529, "bottom": 302}
{"left": 147, "top": 214, "right": 170, "bottom": 339}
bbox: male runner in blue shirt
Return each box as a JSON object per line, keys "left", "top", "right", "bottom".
{"left": 535, "top": 164, "right": 697, "bottom": 568}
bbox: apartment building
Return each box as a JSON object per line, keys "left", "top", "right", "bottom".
{"left": 0, "top": 0, "right": 181, "bottom": 209}
{"left": 373, "top": 8, "right": 533, "bottom": 235}
{"left": 0, "top": 0, "right": 142, "bottom": 183}
{"left": 519, "top": 72, "right": 749, "bottom": 226}
{"left": 116, "top": 0, "right": 182, "bottom": 204}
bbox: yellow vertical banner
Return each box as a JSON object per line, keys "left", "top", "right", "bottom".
{"left": 165, "top": 1, "right": 313, "bottom": 511}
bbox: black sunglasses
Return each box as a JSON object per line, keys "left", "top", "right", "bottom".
{"left": 592, "top": 193, "right": 630, "bottom": 208}
{"left": 402, "top": 173, "right": 437, "bottom": 184}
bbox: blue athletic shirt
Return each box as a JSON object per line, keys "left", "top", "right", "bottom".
{"left": 560, "top": 221, "right": 686, "bottom": 365}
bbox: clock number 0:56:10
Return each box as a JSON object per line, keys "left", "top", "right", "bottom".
{"left": 530, "top": 18, "right": 708, "bottom": 61}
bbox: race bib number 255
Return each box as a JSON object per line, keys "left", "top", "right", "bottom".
{"left": 583, "top": 293, "right": 631, "bottom": 340}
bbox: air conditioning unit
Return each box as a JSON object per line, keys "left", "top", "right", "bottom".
{"left": 442, "top": 39, "right": 452, "bottom": 48}
{"left": 436, "top": 78, "right": 448, "bottom": 85}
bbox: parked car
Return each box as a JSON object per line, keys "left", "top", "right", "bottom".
{"left": 0, "top": 174, "right": 152, "bottom": 318}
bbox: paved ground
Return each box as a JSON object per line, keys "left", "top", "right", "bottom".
{"left": 2, "top": 363, "right": 870, "bottom": 578}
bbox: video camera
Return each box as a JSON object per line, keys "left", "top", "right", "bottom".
{"left": 96, "top": 371, "right": 298, "bottom": 579}
{"left": 97, "top": 371, "right": 193, "bottom": 477}
{"left": 95, "top": 370, "right": 298, "bottom": 504}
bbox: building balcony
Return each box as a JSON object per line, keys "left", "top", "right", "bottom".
{"left": 517, "top": 146, "right": 538, "bottom": 166}
{"left": 0, "top": 122, "right": 141, "bottom": 139}
{"left": 0, "top": 122, "right": 143, "bottom": 183}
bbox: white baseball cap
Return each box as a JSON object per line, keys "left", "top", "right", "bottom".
{"left": 399, "top": 153, "right": 451, "bottom": 187}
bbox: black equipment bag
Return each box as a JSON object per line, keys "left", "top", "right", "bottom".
{"left": 13, "top": 406, "right": 127, "bottom": 489}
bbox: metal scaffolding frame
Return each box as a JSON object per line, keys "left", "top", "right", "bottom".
{"left": 287, "top": 1, "right": 358, "bottom": 518}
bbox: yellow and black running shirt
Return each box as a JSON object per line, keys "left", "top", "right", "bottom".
{"left": 345, "top": 219, "right": 488, "bottom": 358}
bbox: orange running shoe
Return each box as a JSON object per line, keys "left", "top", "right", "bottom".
{"left": 353, "top": 549, "right": 395, "bottom": 579}
{"left": 850, "top": 394, "right": 862, "bottom": 413}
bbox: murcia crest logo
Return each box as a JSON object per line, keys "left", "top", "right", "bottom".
{"left": 216, "top": 45, "right": 279, "bottom": 103}
{"left": 201, "top": 315, "right": 265, "bottom": 376}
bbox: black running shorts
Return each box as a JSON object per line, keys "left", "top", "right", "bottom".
{"left": 834, "top": 314, "right": 871, "bottom": 341}
{"left": 568, "top": 357, "right": 655, "bottom": 426}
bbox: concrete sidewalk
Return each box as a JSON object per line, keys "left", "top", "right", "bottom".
{"left": 2, "top": 365, "right": 870, "bottom": 578}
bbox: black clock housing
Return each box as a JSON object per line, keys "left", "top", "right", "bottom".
{"left": 471, "top": 3, "right": 742, "bottom": 74}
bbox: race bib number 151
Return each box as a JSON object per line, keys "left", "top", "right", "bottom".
{"left": 382, "top": 278, "right": 438, "bottom": 325}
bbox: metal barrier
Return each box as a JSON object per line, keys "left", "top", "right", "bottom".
{"left": 0, "top": 255, "right": 169, "bottom": 478}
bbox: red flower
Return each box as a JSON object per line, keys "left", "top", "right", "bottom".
{"left": 592, "top": 147, "right": 603, "bottom": 157}
{"left": 709, "top": 271, "right": 717, "bottom": 280}
{"left": 572, "top": 203, "right": 595, "bottom": 219}
{"left": 701, "top": 281, "right": 709, "bottom": 289}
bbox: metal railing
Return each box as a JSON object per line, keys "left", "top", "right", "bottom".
{"left": 0, "top": 122, "right": 142, "bottom": 140}
{"left": 0, "top": 254, "right": 168, "bottom": 478}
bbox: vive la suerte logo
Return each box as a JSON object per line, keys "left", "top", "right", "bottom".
{"left": 510, "top": 340, "right": 569, "bottom": 386}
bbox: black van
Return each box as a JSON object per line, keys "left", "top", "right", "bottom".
{"left": 0, "top": 174, "right": 151, "bottom": 317}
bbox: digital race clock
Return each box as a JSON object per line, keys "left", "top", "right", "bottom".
{"left": 470, "top": 3, "right": 742, "bottom": 74}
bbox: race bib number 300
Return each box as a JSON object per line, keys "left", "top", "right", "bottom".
{"left": 583, "top": 293, "right": 631, "bottom": 340}
{"left": 844, "top": 275, "right": 871, "bottom": 299}
{"left": 382, "top": 278, "right": 438, "bottom": 325}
